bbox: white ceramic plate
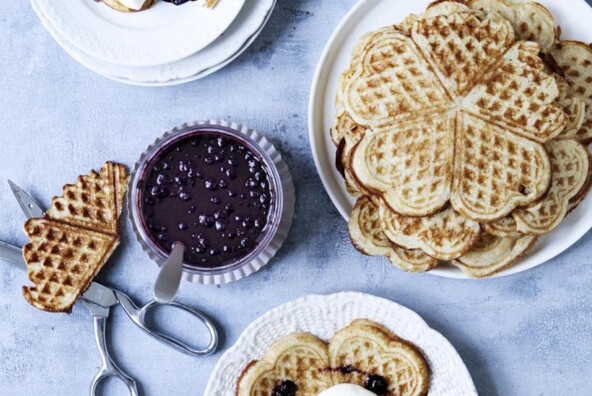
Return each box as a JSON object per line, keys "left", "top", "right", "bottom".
{"left": 31, "top": 0, "right": 275, "bottom": 86}
{"left": 308, "top": 0, "right": 592, "bottom": 279}
{"left": 205, "top": 292, "right": 477, "bottom": 395}
{"left": 36, "top": 0, "right": 246, "bottom": 66}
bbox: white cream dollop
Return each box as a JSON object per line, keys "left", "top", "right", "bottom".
{"left": 117, "top": 0, "right": 147, "bottom": 10}
{"left": 317, "top": 384, "right": 376, "bottom": 396}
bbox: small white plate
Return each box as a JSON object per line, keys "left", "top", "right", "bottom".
{"left": 36, "top": 0, "right": 246, "bottom": 66}
{"left": 205, "top": 292, "right": 477, "bottom": 395}
{"left": 31, "top": 0, "right": 275, "bottom": 86}
{"left": 308, "top": 0, "right": 592, "bottom": 279}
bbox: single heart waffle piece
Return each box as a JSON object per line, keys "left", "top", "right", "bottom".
{"left": 454, "top": 233, "right": 537, "bottom": 277}
{"left": 348, "top": 197, "right": 438, "bottom": 273}
{"left": 329, "top": 319, "right": 430, "bottom": 396}
{"left": 46, "top": 162, "right": 129, "bottom": 235}
{"left": 551, "top": 41, "right": 592, "bottom": 144}
{"left": 553, "top": 75, "right": 586, "bottom": 139}
{"left": 483, "top": 216, "right": 520, "bottom": 238}
{"left": 347, "top": 11, "right": 563, "bottom": 220}
{"left": 236, "top": 333, "right": 331, "bottom": 396}
{"left": 467, "top": 0, "right": 557, "bottom": 52}
{"left": 514, "top": 139, "right": 590, "bottom": 235}
{"left": 380, "top": 204, "right": 480, "bottom": 261}
{"left": 22, "top": 219, "right": 119, "bottom": 312}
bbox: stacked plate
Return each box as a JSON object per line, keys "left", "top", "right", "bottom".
{"left": 31, "top": 0, "right": 276, "bottom": 86}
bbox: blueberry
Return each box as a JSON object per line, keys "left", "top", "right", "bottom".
{"left": 215, "top": 221, "right": 226, "bottom": 231}
{"left": 188, "top": 206, "right": 196, "bottom": 214}
{"left": 175, "top": 175, "right": 188, "bottom": 186}
{"left": 162, "top": 162, "right": 170, "bottom": 170}
{"left": 199, "top": 214, "right": 214, "bottom": 227}
{"left": 204, "top": 156, "right": 214, "bottom": 164}
{"left": 228, "top": 190, "right": 237, "bottom": 197}
{"left": 179, "top": 192, "right": 191, "bottom": 201}
{"left": 214, "top": 153, "right": 225, "bottom": 162}
{"left": 222, "top": 245, "right": 230, "bottom": 253}
{"left": 209, "top": 248, "right": 220, "bottom": 256}
{"left": 211, "top": 197, "right": 221, "bottom": 204}
{"left": 242, "top": 219, "right": 253, "bottom": 229}
{"left": 273, "top": 381, "right": 297, "bottom": 396}
{"left": 254, "top": 219, "right": 262, "bottom": 228}
{"left": 156, "top": 174, "right": 167, "bottom": 185}
{"left": 219, "top": 179, "right": 228, "bottom": 189}
{"left": 179, "top": 161, "right": 188, "bottom": 172}
{"left": 207, "top": 145, "right": 216, "bottom": 154}
{"left": 248, "top": 160, "right": 257, "bottom": 168}
{"left": 240, "top": 193, "right": 247, "bottom": 199}
{"left": 226, "top": 169, "right": 237, "bottom": 179}
{"left": 240, "top": 238, "right": 249, "bottom": 247}
{"left": 365, "top": 375, "right": 388, "bottom": 395}
{"left": 227, "top": 158, "right": 238, "bottom": 166}
{"left": 205, "top": 179, "right": 218, "bottom": 191}
{"left": 214, "top": 210, "right": 227, "bottom": 220}
{"left": 260, "top": 194, "right": 268, "bottom": 203}
{"left": 249, "top": 191, "right": 259, "bottom": 198}
{"left": 234, "top": 215, "right": 242, "bottom": 222}
{"left": 144, "top": 197, "right": 155, "bottom": 206}
{"left": 178, "top": 223, "right": 188, "bottom": 230}
{"left": 224, "top": 203, "right": 234, "bottom": 213}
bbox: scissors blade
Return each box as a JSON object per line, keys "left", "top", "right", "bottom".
{"left": 0, "top": 240, "right": 27, "bottom": 271}
{"left": 8, "top": 180, "right": 45, "bottom": 218}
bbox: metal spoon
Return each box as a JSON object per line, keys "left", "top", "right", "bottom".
{"left": 154, "top": 242, "right": 186, "bottom": 304}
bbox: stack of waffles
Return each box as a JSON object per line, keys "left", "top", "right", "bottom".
{"left": 22, "top": 162, "right": 129, "bottom": 312}
{"left": 334, "top": 0, "right": 592, "bottom": 277}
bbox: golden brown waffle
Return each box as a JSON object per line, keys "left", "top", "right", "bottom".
{"left": 346, "top": 10, "right": 564, "bottom": 221}
{"left": 237, "top": 320, "right": 430, "bottom": 396}
{"left": 454, "top": 233, "right": 537, "bottom": 277}
{"left": 329, "top": 319, "right": 430, "bottom": 396}
{"left": 380, "top": 204, "right": 481, "bottom": 261}
{"left": 22, "top": 162, "right": 130, "bottom": 313}
{"left": 22, "top": 219, "right": 119, "bottom": 313}
{"left": 101, "top": 0, "right": 155, "bottom": 12}
{"left": 551, "top": 41, "right": 592, "bottom": 144}
{"left": 467, "top": 0, "right": 558, "bottom": 52}
{"left": 514, "top": 139, "right": 590, "bottom": 235}
{"left": 348, "top": 197, "right": 438, "bottom": 273}
{"left": 46, "top": 162, "right": 129, "bottom": 235}
{"left": 237, "top": 333, "right": 331, "bottom": 396}
{"left": 554, "top": 75, "right": 587, "bottom": 139}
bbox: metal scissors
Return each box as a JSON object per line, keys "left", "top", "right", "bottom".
{"left": 1, "top": 181, "right": 219, "bottom": 396}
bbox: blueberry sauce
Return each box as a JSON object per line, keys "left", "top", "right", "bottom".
{"left": 139, "top": 132, "right": 274, "bottom": 268}
{"left": 162, "top": 0, "right": 197, "bottom": 5}
{"left": 273, "top": 380, "right": 297, "bottom": 396}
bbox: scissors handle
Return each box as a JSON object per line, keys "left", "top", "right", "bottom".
{"left": 114, "top": 290, "right": 218, "bottom": 357}
{"left": 90, "top": 314, "right": 139, "bottom": 396}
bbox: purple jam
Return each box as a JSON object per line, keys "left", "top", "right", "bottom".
{"left": 139, "top": 132, "right": 274, "bottom": 268}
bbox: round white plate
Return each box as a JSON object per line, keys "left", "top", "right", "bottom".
{"left": 31, "top": 0, "right": 275, "bottom": 86}
{"left": 308, "top": 0, "right": 592, "bottom": 279}
{"left": 36, "top": 0, "right": 246, "bottom": 67}
{"left": 205, "top": 292, "right": 477, "bottom": 395}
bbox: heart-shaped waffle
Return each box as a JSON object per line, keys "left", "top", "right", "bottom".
{"left": 348, "top": 197, "right": 438, "bottom": 273}
{"left": 467, "top": 0, "right": 558, "bottom": 52}
{"left": 329, "top": 319, "right": 430, "bottom": 396}
{"left": 347, "top": 10, "right": 565, "bottom": 221}
{"left": 237, "top": 320, "right": 430, "bottom": 396}
{"left": 237, "top": 333, "right": 331, "bottom": 396}
{"left": 379, "top": 204, "right": 481, "bottom": 261}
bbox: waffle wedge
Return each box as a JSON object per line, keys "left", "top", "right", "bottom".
{"left": 346, "top": 10, "right": 563, "bottom": 221}
{"left": 237, "top": 333, "right": 331, "bottom": 396}
{"left": 22, "top": 162, "right": 129, "bottom": 313}
{"left": 454, "top": 233, "right": 537, "bottom": 277}
{"left": 237, "top": 320, "right": 430, "bottom": 396}
{"left": 380, "top": 204, "right": 481, "bottom": 261}
{"left": 329, "top": 319, "right": 430, "bottom": 396}
{"left": 514, "top": 139, "right": 590, "bottom": 235}
{"left": 348, "top": 197, "right": 438, "bottom": 273}
{"left": 467, "top": 0, "right": 558, "bottom": 52}
{"left": 551, "top": 41, "right": 592, "bottom": 144}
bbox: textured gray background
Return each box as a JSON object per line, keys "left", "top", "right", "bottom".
{"left": 2, "top": 0, "right": 592, "bottom": 395}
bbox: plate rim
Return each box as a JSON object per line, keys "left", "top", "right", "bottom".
{"left": 204, "top": 291, "right": 477, "bottom": 395}
{"left": 307, "top": 0, "right": 592, "bottom": 279}
{"left": 35, "top": 0, "right": 246, "bottom": 67}
{"left": 31, "top": 0, "right": 276, "bottom": 86}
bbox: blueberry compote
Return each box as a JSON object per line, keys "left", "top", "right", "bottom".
{"left": 140, "top": 132, "right": 274, "bottom": 268}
